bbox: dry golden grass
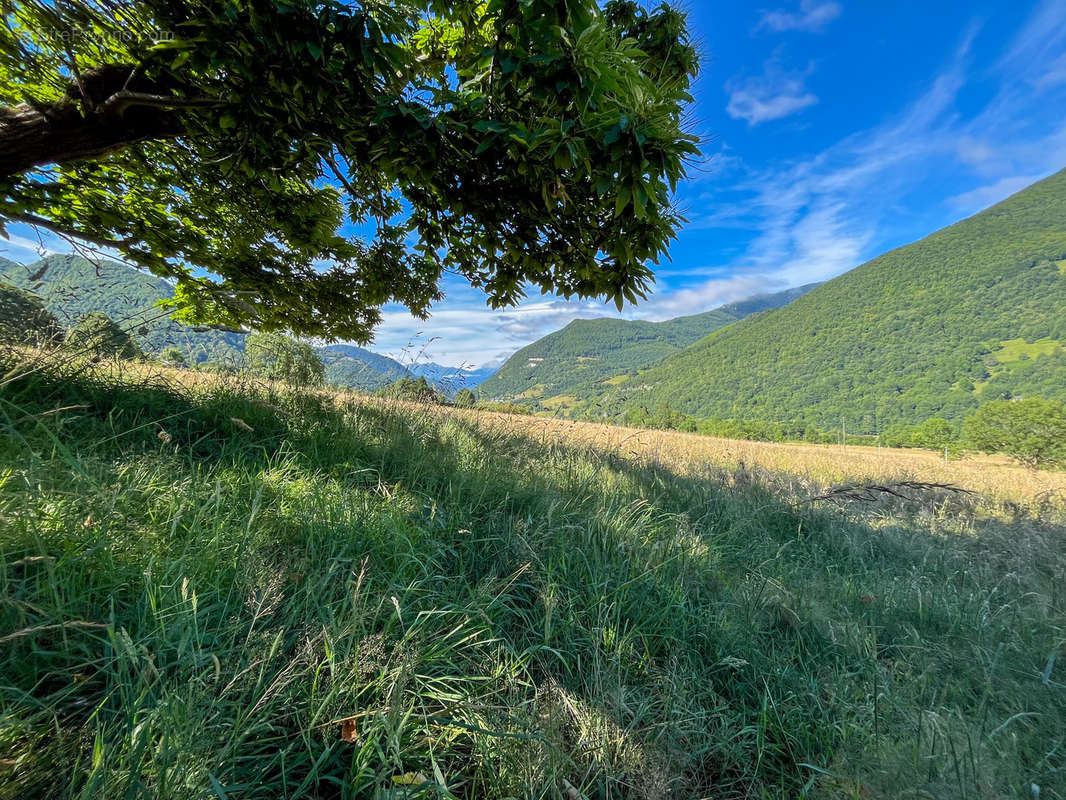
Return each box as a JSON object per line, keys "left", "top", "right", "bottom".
{"left": 13, "top": 350, "right": 1064, "bottom": 511}
{"left": 446, "top": 408, "right": 1066, "bottom": 510}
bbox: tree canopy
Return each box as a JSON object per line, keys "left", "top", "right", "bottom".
{"left": 964, "top": 398, "right": 1066, "bottom": 469}
{"left": 0, "top": 0, "right": 699, "bottom": 341}
{"left": 377, "top": 375, "right": 444, "bottom": 404}
{"left": 246, "top": 332, "right": 325, "bottom": 386}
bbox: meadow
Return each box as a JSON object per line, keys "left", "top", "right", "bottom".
{"left": 1, "top": 353, "right": 1064, "bottom": 799}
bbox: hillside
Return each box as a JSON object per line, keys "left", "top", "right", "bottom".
{"left": 0, "top": 255, "right": 419, "bottom": 391}
{"left": 479, "top": 283, "right": 816, "bottom": 403}
{"left": 0, "top": 254, "right": 245, "bottom": 362}
{"left": 320, "top": 344, "right": 413, "bottom": 391}
{"left": 591, "top": 168, "right": 1066, "bottom": 431}
{"left": 2, "top": 354, "right": 1063, "bottom": 798}
{"left": 408, "top": 360, "right": 500, "bottom": 390}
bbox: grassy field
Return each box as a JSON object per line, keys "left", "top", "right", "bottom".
{"left": 1, "top": 354, "right": 1064, "bottom": 799}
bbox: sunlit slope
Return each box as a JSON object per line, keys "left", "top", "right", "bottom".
{"left": 607, "top": 167, "right": 1066, "bottom": 430}
{"left": 480, "top": 284, "right": 816, "bottom": 402}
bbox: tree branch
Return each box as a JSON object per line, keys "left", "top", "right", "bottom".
{"left": 100, "top": 91, "right": 225, "bottom": 114}
{"left": 3, "top": 211, "right": 134, "bottom": 249}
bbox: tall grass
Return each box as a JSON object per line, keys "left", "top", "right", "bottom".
{"left": 1, "top": 355, "right": 1063, "bottom": 798}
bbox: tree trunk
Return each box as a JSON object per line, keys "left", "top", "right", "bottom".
{"left": 0, "top": 65, "right": 200, "bottom": 178}
{"left": 0, "top": 99, "right": 184, "bottom": 177}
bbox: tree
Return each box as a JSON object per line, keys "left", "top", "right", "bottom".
{"left": 1, "top": 1, "right": 699, "bottom": 341}
{"left": 913, "top": 418, "right": 956, "bottom": 450}
{"left": 159, "top": 346, "right": 185, "bottom": 365}
{"left": 245, "top": 332, "right": 324, "bottom": 386}
{"left": 453, "top": 388, "right": 477, "bottom": 408}
{"left": 378, "top": 376, "right": 443, "bottom": 404}
{"left": 963, "top": 398, "right": 1066, "bottom": 469}
{"left": 0, "top": 281, "right": 61, "bottom": 346}
{"left": 64, "top": 311, "right": 143, "bottom": 359}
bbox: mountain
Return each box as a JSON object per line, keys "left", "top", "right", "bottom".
{"left": 319, "top": 344, "right": 412, "bottom": 391}
{"left": 478, "top": 283, "right": 818, "bottom": 405}
{"left": 0, "top": 255, "right": 416, "bottom": 392}
{"left": 598, "top": 167, "right": 1066, "bottom": 432}
{"left": 0, "top": 254, "right": 245, "bottom": 362}
{"left": 408, "top": 360, "right": 501, "bottom": 391}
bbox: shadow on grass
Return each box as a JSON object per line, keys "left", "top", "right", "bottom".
{"left": 1, "top": 361, "right": 1063, "bottom": 799}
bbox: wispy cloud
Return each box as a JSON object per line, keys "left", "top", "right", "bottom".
{"left": 994, "top": 0, "right": 1066, "bottom": 88}
{"left": 678, "top": 10, "right": 1066, "bottom": 324}
{"left": 756, "top": 0, "right": 842, "bottom": 34}
{"left": 725, "top": 58, "right": 818, "bottom": 125}
{"left": 640, "top": 274, "right": 773, "bottom": 319}
{"left": 1, "top": 232, "right": 58, "bottom": 259}
{"left": 674, "top": 29, "right": 972, "bottom": 312}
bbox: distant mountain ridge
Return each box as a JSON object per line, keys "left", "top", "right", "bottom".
{"left": 594, "top": 167, "right": 1066, "bottom": 430}
{"left": 408, "top": 361, "right": 500, "bottom": 389}
{"left": 478, "top": 283, "right": 818, "bottom": 406}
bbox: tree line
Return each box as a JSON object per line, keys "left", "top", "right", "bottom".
{"left": 619, "top": 399, "right": 1066, "bottom": 470}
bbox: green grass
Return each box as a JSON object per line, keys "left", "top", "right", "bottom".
{"left": 1, "top": 358, "right": 1064, "bottom": 798}
{"left": 994, "top": 337, "right": 1063, "bottom": 363}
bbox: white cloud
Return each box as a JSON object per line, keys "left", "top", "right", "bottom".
{"left": 756, "top": 0, "right": 842, "bottom": 34}
{"left": 725, "top": 59, "right": 818, "bottom": 125}
{"left": 639, "top": 274, "right": 773, "bottom": 319}
{"left": 680, "top": 9, "right": 1066, "bottom": 329}
{"left": 675, "top": 32, "right": 974, "bottom": 313}
{"left": 369, "top": 297, "right": 621, "bottom": 368}
{"left": 994, "top": 0, "right": 1066, "bottom": 89}
{"left": 1, "top": 233, "right": 58, "bottom": 259}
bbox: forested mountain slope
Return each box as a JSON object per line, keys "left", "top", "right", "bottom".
{"left": 479, "top": 283, "right": 816, "bottom": 402}
{"left": 319, "top": 344, "right": 412, "bottom": 390}
{"left": 0, "top": 254, "right": 246, "bottom": 362}
{"left": 408, "top": 361, "right": 500, "bottom": 390}
{"left": 603, "top": 167, "right": 1066, "bottom": 431}
{"left": 0, "top": 255, "right": 415, "bottom": 390}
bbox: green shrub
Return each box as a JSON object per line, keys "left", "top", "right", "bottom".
{"left": 964, "top": 397, "right": 1066, "bottom": 468}
{"left": 377, "top": 376, "right": 443, "bottom": 403}
{"left": 0, "top": 281, "right": 61, "bottom": 346}
{"left": 64, "top": 312, "right": 143, "bottom": 359}
{"left": 883, "top": 417, "right": 958, "bottom": 450}
{"left": 453, "top": 387, "right": 477, "bottom": 408}
{"left": 159, "top": 346, "right": 186, "bottom": 365}
{"left": 246, "top": 332, "right": 324, "bottom": 386}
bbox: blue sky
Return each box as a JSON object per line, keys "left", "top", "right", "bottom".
{"left": 5, "top": 0, "right": 1066, "bottom": 368}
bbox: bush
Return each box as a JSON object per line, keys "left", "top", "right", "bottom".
{"left": 963, "top": 398, "right": 1066, "bottom": 468}
{"left": 0, "top": 282, "right": 61, "bottom": 346}
{"left": 64, "top": 312, "right": 143, "bottom": 359}
{"left": 246, "top": 332, "right": 324, "bottom": 386}
{"left": 377, "top": 376, "right": 444, "bottom": 403}
{"left": 453, "top": 388, "right": 477, "bottom": 408}
{"left": 883, "top": 417, "right": 958, "bottom": 450}
{"left": 159, "top": 346, "right": 186, "bottom": 365}
{"left": 625, "top": 403, "right": 698, "bottom": 432}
